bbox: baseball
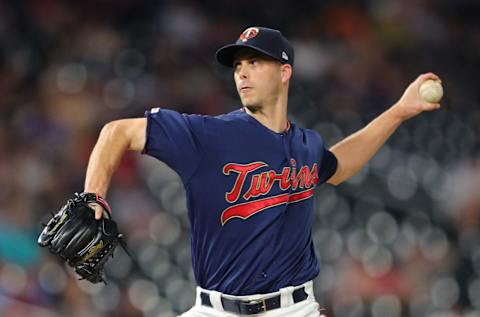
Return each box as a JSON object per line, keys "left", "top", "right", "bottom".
{"left": 419, "top": 79, "right": 443, "bottom": 103}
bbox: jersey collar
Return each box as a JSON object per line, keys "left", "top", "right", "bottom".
{"left": 239, "top": 108, "right": 292, "bottom": 135}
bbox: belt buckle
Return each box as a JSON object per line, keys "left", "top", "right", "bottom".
{"left": 247, "top": 298, "right": 266, "bottom": 314}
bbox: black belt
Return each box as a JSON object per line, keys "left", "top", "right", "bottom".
{"left": 200, "top": 287, "right": 308, "bottom": 315}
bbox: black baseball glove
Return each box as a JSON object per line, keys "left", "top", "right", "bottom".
{"left": 38, "top": 192, "right": 127, "bottom": 283}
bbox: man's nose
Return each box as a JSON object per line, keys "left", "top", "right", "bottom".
{"left": 237, "top": 63, "right": 249, "bottom": 79}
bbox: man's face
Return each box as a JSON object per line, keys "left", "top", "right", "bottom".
{"left": 233, "top": 49, "right": 283, "bottom": 110}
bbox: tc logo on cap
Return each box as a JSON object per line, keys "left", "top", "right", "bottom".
{"left": 239, "top": 27, "right": 259, "bottom": 42}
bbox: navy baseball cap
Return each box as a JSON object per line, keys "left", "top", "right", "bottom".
{"left": 216, "top": 27, "right": 294, "bottom": 68}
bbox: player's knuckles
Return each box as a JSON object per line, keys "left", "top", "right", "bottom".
{"left": 423, "top": 72, "right": 440, "bottom": 81}
{"left": 416, "top": 73, "right": 434, "bottom": 82}
{"left": 416, "top": 73, "right": 429, "bottom": 81}
{"left": 422, "top": 72, "right": 435, "bottom": 77}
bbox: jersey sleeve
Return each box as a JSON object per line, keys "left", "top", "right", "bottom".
{"left": 318, "top": 148, "right": 338, "bottom": 184}
{"left": 143, "top": 107, "right": 205, "bottom": 182}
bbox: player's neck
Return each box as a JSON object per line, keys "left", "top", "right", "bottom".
{"left": 243, "top": 95, "right": 289, "bottom": 133}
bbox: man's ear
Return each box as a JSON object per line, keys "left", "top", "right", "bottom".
{"left": 280, "top": 64, "right": 292, "bottom": 83}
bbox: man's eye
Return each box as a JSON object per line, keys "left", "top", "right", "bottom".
{"left": 250, "top": 59, "right": 257, "bottom": 65}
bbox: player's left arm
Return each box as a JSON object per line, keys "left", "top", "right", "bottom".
{"left": 327, "top": 72, "right": 442, "bottom": 185}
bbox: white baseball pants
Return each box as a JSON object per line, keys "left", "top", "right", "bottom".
{"left": 178, "top": 280, "right": 326, "bottom": 317}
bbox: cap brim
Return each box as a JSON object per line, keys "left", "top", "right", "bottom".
{"left": 215, "top": 44, "right": 284, "bottom": 68}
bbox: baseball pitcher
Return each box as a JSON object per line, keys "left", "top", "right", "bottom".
{"left": 78, "top": 27, "right": 441, "bottom": 316}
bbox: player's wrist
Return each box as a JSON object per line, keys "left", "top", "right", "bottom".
{"left": 388, "top": 102, "right": 411, "bottom": 122}
{"left": 79, "top": 192, "right": 112, "bottom": 216}
{"left": 83, "top": 183, "right": 107, "bottom": 198}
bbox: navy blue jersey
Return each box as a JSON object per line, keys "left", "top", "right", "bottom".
{"left": 143, "top": 108, "right": 337, "bottom": 296}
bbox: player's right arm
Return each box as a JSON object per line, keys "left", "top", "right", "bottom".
{"left": 84, "top": 118, "right": 146, "bottom": 219}
{"left": 326, "top": 73, "right": 441, "bottom": 185}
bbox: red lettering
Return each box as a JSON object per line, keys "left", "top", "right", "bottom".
{"left": 244, "top": 172, "right": 274, "bottom": 200}
{"left": 274, "top": 168, "right": 291, "bottom": 190}
{"left": 296, "top": 166, "right": 309, "bottom": 189}
{"left": 223, "top": 162, "right": 266, "bottom": 203}
{"left": 310, "top": 163, "right": 319, "bottom": 185}
{"left": 223, "top": 160, "right": 319, "bottom": 209}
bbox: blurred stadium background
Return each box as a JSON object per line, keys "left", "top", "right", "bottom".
{"left": 1, "top": 0, "right": 479, "bottom": 316}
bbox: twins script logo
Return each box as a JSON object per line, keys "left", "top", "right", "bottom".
{"left": 221, "top": 159, "right": 318, "bottom": 225}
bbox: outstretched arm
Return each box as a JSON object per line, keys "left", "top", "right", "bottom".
{"left": 327, "top": 73, "right": 442, "bottom": 185}
{"left": 84, "top": 118, "right": 147, "bottom": 218}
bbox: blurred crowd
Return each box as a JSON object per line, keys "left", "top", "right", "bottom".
{"left": 0, "top": 0, "right": 479, "bottom": 316}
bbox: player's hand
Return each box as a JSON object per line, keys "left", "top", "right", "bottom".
{"left": 391, "top": 72, "right": 442, "bottom": 121}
